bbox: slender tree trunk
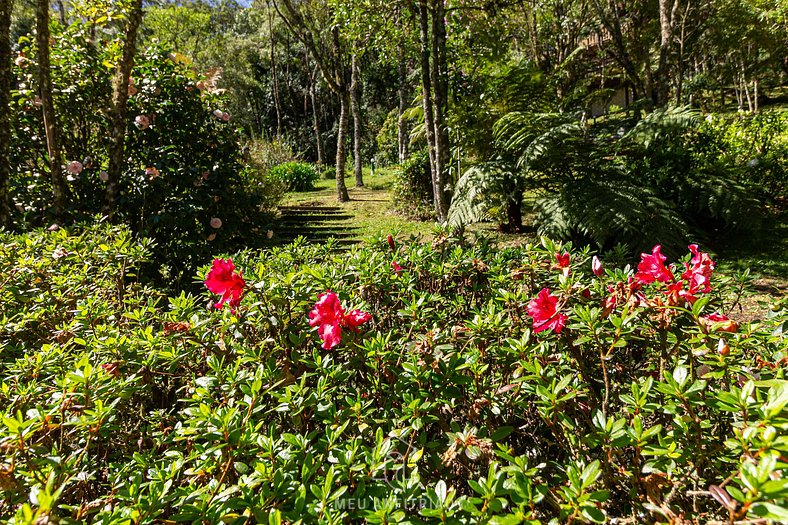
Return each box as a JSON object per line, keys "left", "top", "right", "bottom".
{"left": 310, "top": 65, "right": 323, "bottom": 165}
{"left": 418, "top": 1, "right": 438, "bottom": 213}
{"left": 753, "top": 78, "right": 758, "bottom": 113}
{"left": 350, "top": 54, "right": 363, "bottom": 187}
{"left": 335, "top": 90, "right": 350, "bottom": 202}
{"left": 103, "top": 0, "right": 142, "bottom": 219}
{"left": 397, "top": 49, "right": 408, "bottom": 163}
{"left": 655, "top": 0, "right": 678, "bottom": 106}
{"left": 430, "top": 0, "right": 450, "bottom": 221}
{"left": 0, "top": 0, "right": 12, "bottom": 228}
{"left": 37, "top": 0, "right": 67, "bottom": 221}
{"left": 267, "top": 0, "right": 282, "bottom": 137}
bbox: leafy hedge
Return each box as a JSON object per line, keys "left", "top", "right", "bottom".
{"left": 269, "top": 162, "right": 320, "bottom": 192}
{"left": 1, "top": 224, "right": 788, "bottom": 524}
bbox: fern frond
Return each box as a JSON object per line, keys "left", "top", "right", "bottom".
{"left": 623, "top": 106, "right": 699, "bottom": 149}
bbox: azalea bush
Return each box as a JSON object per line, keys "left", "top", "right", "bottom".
{"left": 2, "top": 223, "right": 788, "bottom": 524}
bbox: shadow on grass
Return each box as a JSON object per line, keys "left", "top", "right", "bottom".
{"left": 712, "top": 208, "right": 788, "bottom": 280}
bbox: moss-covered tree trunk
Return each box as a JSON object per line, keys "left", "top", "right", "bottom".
{"left": 418, "top": 1, "right": 438, "bottom": 209}
{"left": 0, "top": 0, "right": 12, "bottom": 228}
{"left": 103, "top": 0, "right": 143, "bottom": 219}
{"left": 36, "top": 0, "right": 67, "bottom": 221}
{"left": 430, "top": 0, "right": 450, "bottom": 221}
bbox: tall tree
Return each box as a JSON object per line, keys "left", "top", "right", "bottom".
{"left": 273, "top": 0, "right": 350, "bottom": 202}
{"left": 103, "top": 0, "right": 143, "bottom": 218}
{"left": 36, "top": 0, "right": 67, "bottom": 221}
{"left": 0, "top": 0, "right": 12, "bottom": 228}
{"left": 350, "top": 53, "right": 363, "bottom": 186}
{"left": 415, "top": 0, "right": 450, "bottom": 221}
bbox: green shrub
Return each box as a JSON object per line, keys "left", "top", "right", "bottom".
{"left": 2, "top": 225, "right": 787, "bottom": 523}
{"left": 321, "top": 165, "right": 336, "bottom": 179}
{"left": 392, "top": 149, "right": 434, "bottom": 220}
{"left": 701, "top": 111, "right": 788, "bottom": 200}
{"left": 269, "top": 161, "right": 319, "bottom": 191}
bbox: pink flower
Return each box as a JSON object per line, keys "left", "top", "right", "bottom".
{"left": 15, "top": 55, "right": 27, "bottom": 68}
{"left": 207, "top": 233, "right": 216, "bottom": 241}
{"left": 134, "top": 115, "right": 150, "bottom": 129}
{"left": 308, "top": 291, "right": 372, "bottom": 350}
{"left": 99, "top": 171, "right": 109, "bottom": 181}
{"left": 204, "top": 258, "right": 245, "bottom": 310}
{"left": 635, "top": 245, "right": 674, "bottom": 284}
{"left": 213, "top": 109, "right": 224, "bottom": 119}
{"left": 202, "top": 171, "right": 210, "bottom": 180}
{"left": 387, "top": 234, "right": 396, "bottom": 252}
{"left": 266, "top": 230, "right": 274, "bottom": 239}
{"left": 700, "top": 312, "right": 739, "bottom": 333}
{"left": 526, "top": 288, "right": 568, "bottom": 334}
{"left": 681, "top": 244, "right": 715, "bottom": 295}
{"left": 592, "top": 256, "right": 604, "bottom": 277}
{"left": 145, "top": 166, "right": 160, "bottom": 179}
{"left": 221, "top": 112, "right": 231, "bottom": 122}
{"left": 210, "top": 217, "right": 222, "bottom": 229}
{"left": 392, "top": 260, "right": 403, "bottom": 274}
{"left": 67, "top": 161, "right": 83, "bottom": 174}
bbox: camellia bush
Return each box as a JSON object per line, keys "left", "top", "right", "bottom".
{"left": 10, "top": 23, "right": 281, "bottom": 286}
{"left": 1, "top": 224, "right": 787, "bottom": 524}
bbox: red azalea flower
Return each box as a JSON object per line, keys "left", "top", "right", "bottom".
{"left": 204, "top": 258, "right": 245, "bottom": 310}
{"left": 700, "top": 312, "right": 739, "bottom": 333}
{"left": 387, "top": 234, "right": 396, "bottom": 252}
{"left": 552, "top": 252, "right": 571, "bottom": 275}
{"left": 526, "top": 288, "right": 568, "bottom": 334}
{"left": 392, "top": 260, "right": 403, "bottom": 274}
{"left": 664, "top": 281, "right": 697, "bottom": 306}
{"left": 635, "top": 245, "right": 674, "bottom": 284}
{"left": 681, "top": 244, "right": 715, "bottom": 294}
{"left": 308, "top": 291, "right": 372, "bottom": 350}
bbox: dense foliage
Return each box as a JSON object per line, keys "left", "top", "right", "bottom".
{"left": 2, "top": 224, "right": 787, "bottom": 524}
{"left": 9, "top": 22, "right": 282, "bottom": 285}
{"left": 268, "top": 161, "right": 320, "bottom": 192}
{"left": 392, "top": 150, "right": 434, "bottom": 220}
{"left": 449, "top": 106, "right": 773, "bottom": 251}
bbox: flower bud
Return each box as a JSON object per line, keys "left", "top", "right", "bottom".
{"left": 717, "top": 338, "right": 730, "bottom": 356}
{"left": 592, "top": 255, "right": 603, "bottom": 277}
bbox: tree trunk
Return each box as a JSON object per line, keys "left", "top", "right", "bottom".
{"left": 309, "top": 65, "right": 323, "bottom": 165}
{"left": 504, "top": 193, "right": 523, "bottom": 233}
{"left": 418, "top": 1, "right": 438, "bottom": 214}
{"left": 397, "top": 49, "right": 408, "bottom": 164}
{"left": 267, "top": 0, "right": 282, "bottom": 137}
{"left": 350, "top": 54, "right": 363, "bottom": 187}
{"left": 335, "top": 90, "right": 350, "bottom": 202}
{"left": 103, "top": 0, "right": 142, "bottom": 219}
{"left": 0, "top": 0, "right": 12, "bottom": 228}
{"left": 655, "top": 0, "right": 678, "bottom": 106}
{"left": 37, "top": 0, "right": 67, "bottom": 222}
{"left": 430, "top": 0, "right": 450, "bottom": 221}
